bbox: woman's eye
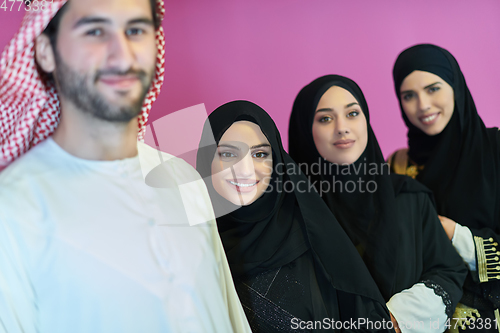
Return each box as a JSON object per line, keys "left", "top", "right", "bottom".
{"left": 402, "top": 93, "right": 414, "bottom": 101}
{"left": 318, "top": 116, "right": 332, "bottom": 123}
{"left": 428, "top": 86, "right": 440, "bottom": 93}
{"left": 219, "top": 152, "right": 236, "bottom": 159}
{"left": 347, "top": 111, "right": 359, "bottom": 118}
{"left": 86, "top": 29, "right": 103, "bottom": 36}
{"left": 252, "top": 152, "right": 269, "bottom": 159}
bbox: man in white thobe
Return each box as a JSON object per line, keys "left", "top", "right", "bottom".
{"left": 0, "top": 0, "right": 250, "bottom": 332}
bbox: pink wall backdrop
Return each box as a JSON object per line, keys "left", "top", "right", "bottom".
{"left": 2, "top": 1, "right": 500, "bottom": 157}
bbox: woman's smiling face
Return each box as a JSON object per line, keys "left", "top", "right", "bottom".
{"left": 399, "top": 70, "right": 455, "bottom": 136}
{"left": 211, "top": 121, "right": 273, "bottom": 206}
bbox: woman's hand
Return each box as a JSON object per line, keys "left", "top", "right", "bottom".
{"left": 438, "top": 215, "right": 456, "bottom": 241}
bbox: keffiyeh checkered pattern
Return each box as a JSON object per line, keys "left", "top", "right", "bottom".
{"left": 0, "top": 0, "right": 166, "bottom": 167}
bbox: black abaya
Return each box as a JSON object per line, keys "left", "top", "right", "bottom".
{"left": 289, "top": 75, "right": 467, "bottom": 330}
{"left": 197, "top": 100, "right": 393, "bottom": 332}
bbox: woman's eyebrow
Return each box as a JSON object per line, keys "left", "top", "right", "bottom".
{"left": 344, "top": 102, "right": 359, "bottom": 109}
{"left": 424, "top": 82, "right": 441, "bottom": 89}
{"left": 316, "top": 108, "right": 333, "bottom": 113}
{"left": 401, "top": 82, "right": 441, "bottom": 95}
{"left": 250, "top": 144, "right": 271, "bottom": 149}
{"left": 316, "top": 103, "right": 359, "bottom": 113}
{"left": 218, "top": 144, "right": 240, "bottom": 150}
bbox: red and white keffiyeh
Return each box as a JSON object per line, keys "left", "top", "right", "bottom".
{"left": 0, "top": 0, "right": 166, "bottom": 167}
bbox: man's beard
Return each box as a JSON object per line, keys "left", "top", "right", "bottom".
{"left": 53, "top": 51, "right": 155, "bottom": 123}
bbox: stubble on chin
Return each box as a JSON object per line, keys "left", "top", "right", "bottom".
{"left": 53, "top": 51, "right": 155, "bottom": 123}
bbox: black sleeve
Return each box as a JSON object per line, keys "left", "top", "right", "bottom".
{"left": 417, "top": 192, "right": 468, "bottom": 319}
{"left": 336, "top": 291, "right": 393, "bottom": 333}
{"left": 467, "top": 129, "right": 500, "bottom": 286}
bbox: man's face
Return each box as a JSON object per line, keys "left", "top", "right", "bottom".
{"left": 52, "top": 0, "right": 157, "bottom": 122}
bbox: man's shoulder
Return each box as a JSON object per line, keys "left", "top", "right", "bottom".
{"left": 0, "top": 139, "right": 57, "bottom": 189}
{"left": 0, "top": 145, "right": 56, "bottom": 226}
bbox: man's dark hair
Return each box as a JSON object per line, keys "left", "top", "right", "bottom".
{"left": 41, "top": 0, "right": 160, "bottom": 50}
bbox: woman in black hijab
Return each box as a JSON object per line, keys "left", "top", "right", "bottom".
{"left": 196, "top": 100, "right": 393, "bottom": 332}
{"left": 390, "top": 43, "right": 500, "bottom": 331}
{"left": 289, "top": 75, "right": 467, "bottom": 332}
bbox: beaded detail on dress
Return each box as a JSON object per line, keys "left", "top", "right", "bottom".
{"left": 387, "top": 148, "right": 424, "bottom": 179}
{"left": 235, "top": 267, "right": 310, "bottom": 333}
{"left": 421, "top": 279, "right": 453, "bottom": 318}
{"left": 482, "top": 281, "right": 500, "bottom": 309}
{"left": 405, "top": 164, "right": 424, "bottom": 179}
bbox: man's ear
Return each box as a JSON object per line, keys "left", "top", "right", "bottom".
{"left": 35, "top": 34, "right": 56, "bottom": 74}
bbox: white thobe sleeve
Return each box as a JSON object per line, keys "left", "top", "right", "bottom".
{"left": 0, "top": 213, "right": 37, "bottom": 333}
{"left": 386, "top": 283, "right": 446, "bottom": 333}
{"left": 451, "top": 223, "right": 476, "bottom": 271}
{"left": 167, "top": 152, "right": 252, "bottom": 333}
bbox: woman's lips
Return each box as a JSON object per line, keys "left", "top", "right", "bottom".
{"left": 333, "top": 139, "right": 355, "bottom": 149}
{"left": 226, "top": 180, "right": 259, "bottom": 193}
{"left": 419, "top": 112, "right": 440, "bottom": 125}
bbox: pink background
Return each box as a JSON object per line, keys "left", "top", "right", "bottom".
{"left": 2, "top": 0, "right": 500, "bottom": 158}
